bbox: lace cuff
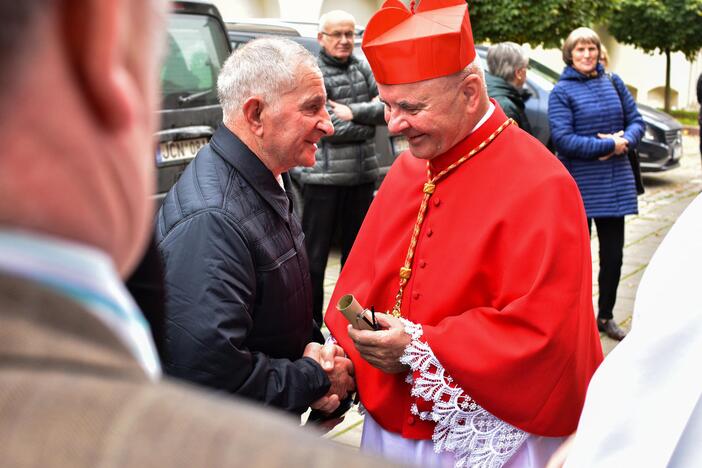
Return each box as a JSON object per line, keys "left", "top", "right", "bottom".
{"left": 399, "top": 319, "right": 528, "bottom": 468}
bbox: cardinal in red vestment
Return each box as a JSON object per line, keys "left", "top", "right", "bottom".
{"left": 324, "top": 1, "right": 604, "bottom": 467}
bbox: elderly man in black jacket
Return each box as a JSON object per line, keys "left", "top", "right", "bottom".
{"left": 301, "top": 10, "right": 386, "bottom": 326}
{"left": 155, "top": 38, "right": 355, "bottom": 417}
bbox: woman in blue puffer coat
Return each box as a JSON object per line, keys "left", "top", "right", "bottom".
{"left": 549, "top": 27, "right": 644, "bottom": 341}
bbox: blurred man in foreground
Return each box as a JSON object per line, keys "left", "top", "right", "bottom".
{"left": 325, "top": 0, "right": 603, "bottom": 466}
{"left": 0, "top": 1, "right": 389, "bottom": 466}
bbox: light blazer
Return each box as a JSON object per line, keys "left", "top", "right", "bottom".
{"left": 0, "top": 273, "right": 395, "bottom": 468}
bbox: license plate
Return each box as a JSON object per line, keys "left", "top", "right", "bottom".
{"left": 391, "top": 135, "right": 409, "bottom": 156}
{"left": 672, "top": 142, "right": 682, "bottom": 160}
{"left": 156, "top": 138, "right": 208, "bottom": 166}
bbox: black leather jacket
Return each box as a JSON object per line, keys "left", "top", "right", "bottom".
{"left": 156, "top": 125, "right": 329, "bottom": 414}
{"left": 300, "top": 50, "right": 386, "bottom": 186}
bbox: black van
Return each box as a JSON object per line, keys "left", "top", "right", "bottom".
{"left": 156, "top": 1, "right": 231, "bottom": 199}
{"left": 127, "top": 2, "right": 231, "bottom": 342}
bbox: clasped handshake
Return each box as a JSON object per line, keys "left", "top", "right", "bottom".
{"left": 303, "top": 342, "right": 355, "bottom": 414}
{"left": 302, "top": 312, "right": 413, "bottom": 415}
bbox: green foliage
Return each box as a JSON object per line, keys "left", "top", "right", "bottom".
{"left": 468, "top": 0, "right": 612, "bottom": 48}
{"left": 606, "top": 0, "right": 702, "bottom": 60}
{"left": 664, "top": 108, "right": 699, "bottom": 125}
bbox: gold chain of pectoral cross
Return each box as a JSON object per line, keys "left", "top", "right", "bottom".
{"left": 390, "top": 118, "right": 515, "bottom": 318}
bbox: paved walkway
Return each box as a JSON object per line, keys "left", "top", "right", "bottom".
{"left": 318, "top": 135, "right": 702, "bottom": 447}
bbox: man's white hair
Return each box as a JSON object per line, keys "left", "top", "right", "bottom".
{"left": 318, "top": 10, "right": 356, "bottom": 32}
{"left": 441, "top": 55, "right": 487, "bottom": 93}
{"left": 217, "top": 37, "right": 319, "bottom": 121}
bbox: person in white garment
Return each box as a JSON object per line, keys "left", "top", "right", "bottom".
{"left": 547, "top": 192, "right": 702, "bottom": 467}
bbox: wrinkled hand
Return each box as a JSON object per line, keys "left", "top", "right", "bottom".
{"left": 304, "top": 343, "right": 355, "bottom": 414}
{"left": 328, "top": 100, "right": 353, "bottom": 121}
{"left": 347, "top": 313, "right": 411, "bottom": 374}
{"left": 597, "top": 131, "right": 628, "bottom": 160}
{"left": 326, "top": 355, "right": 355, "bottom": 398}
{"left": 303, "top": 342, "right": 345, "bottom": 370}
{"left": 310, "top": 391, "right": 341, "bottom": 413}
{"left": 545, "top": 434, "right": 575, "bottom": 468}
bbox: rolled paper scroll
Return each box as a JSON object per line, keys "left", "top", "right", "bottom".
{"left": 337, "top": 294, "right": 376, "bottom": 331}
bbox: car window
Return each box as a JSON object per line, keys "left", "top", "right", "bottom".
{"left": 527, "top": 69, "right": 556, "bottom": 93}
{"left": 162, "top": 13, "right": 230, "bottom": 108}
{"left": 528, "top": 59, "right": 559, "bottom": 92}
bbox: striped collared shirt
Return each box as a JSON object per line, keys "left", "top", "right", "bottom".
{"left": 0, "top": 230, "right": 161, "bottom": 379}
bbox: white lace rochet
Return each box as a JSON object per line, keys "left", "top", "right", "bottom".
{"left": 399, "top": 319, "right": 528, "bottom": 468}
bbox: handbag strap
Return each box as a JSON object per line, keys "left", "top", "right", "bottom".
{"left": 606, "top": 73, "right": 624, "bottom": 102}
{"left": 606, "top": 73, "right": 632, "bottom": 132}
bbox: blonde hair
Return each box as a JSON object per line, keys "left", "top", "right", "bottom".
{"left": 562, "top": 27, "right": 601, "bottom": 66}
{"left": 599, "top": 44, "right": 609, "bottom": 69}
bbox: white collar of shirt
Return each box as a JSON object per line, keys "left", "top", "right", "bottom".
{"left": 470, "top": 101, "right": 496, "bottom": 135}
{"left": 0, "top": 230, "right": 161, "bottom": 380}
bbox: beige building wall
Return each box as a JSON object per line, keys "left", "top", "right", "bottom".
{"left": 214, "top": 0, "right": 279, "bottom": 21}
{"left": 213, "top": 0, "right": 382, "bottom": 24}
{"left": 599, "top": 30, "right": 701, "bottom": 110}
{"left": 319, "top": 0, "right": 381, "bottom": 25}
{"left": 525, "top": 32, "right": 701, "bottom": 111}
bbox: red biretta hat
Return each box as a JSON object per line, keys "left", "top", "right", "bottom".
{"left": 362, "top": 0, "right": 476, "bottom": 85}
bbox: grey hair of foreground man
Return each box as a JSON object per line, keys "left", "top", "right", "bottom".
{"left": 218, "top": 38, "right": 319, "bottom": 121}
{"left": 486, "top": 42, "right": 528, "bottom": 83}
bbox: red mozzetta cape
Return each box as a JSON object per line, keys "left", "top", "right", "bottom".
{"left": 325, "top": 105, "right": 603, "bottom": 439}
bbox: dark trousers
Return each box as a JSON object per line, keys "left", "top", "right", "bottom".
{"left": 302, "top": 183, "right": 375, "bottom": 326}
{"left": 588, "top": 217, "right": 625, "bottom": 321}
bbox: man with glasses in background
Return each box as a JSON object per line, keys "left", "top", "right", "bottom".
{"left": 301, "top": 10, "right": 386, "bottom": 327}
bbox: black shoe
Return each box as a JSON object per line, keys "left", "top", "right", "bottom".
{"left": 598, "top": 319, "right": 627, "bottom": 341}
